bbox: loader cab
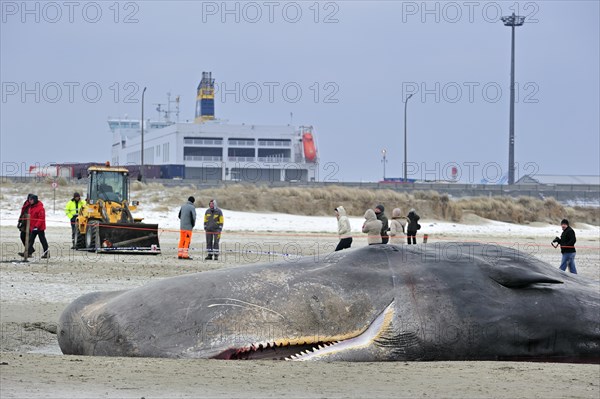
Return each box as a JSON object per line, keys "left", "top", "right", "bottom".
{"left": 87, "top": 168, "right": 129, "bottom": 204}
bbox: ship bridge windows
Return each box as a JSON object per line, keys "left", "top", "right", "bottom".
{"left": 108, "top": 121, "right": 140, "bottom": 131}
{"left": 184, "top": 147, "right": 223, "bottom": 161}
{"left": 228, "top": 148, "right": 255, "bottom": 157}
{"left": 228, "top": 148, "right": 255, "bottom": 162}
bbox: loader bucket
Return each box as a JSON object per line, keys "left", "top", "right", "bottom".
{"left": 96, "top": 223, "right": 160, "bottom": 254}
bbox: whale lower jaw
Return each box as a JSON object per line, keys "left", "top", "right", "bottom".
{"left": 212, "top": 301, "right": 395, "bottom": 361}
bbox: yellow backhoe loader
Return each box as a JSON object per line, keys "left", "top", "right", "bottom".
{"left": 74, "top": 164, "right": 160, "bottom": 254}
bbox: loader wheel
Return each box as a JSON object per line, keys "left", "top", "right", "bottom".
{"left": 74, "top": 227, "right": 86, "bottom": 249}
{"left": 86, "top": 220, "right": 100, "bottom": 250}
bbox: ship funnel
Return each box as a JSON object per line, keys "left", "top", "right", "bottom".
{"left": 195, "top": 71, "right": 215, "bottom": 123}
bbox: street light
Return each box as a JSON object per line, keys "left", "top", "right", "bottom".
{"left": 381, "top": 149, "right": 388, "bottom": 181}
{"left": 140, "top": 86, "right": 147, "bottom": 183}
{"left": 403, "top": 93, "right": 414, "bottom": 182}
{"left": 501, "top": 12, "right": 525, "bottom": 185}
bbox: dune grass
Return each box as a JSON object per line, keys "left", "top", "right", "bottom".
{"left": 3, "top": 179, "right": 598, "bottom": 225}
{"left": 167, "top": 184, "right": 598, "bottom": 225}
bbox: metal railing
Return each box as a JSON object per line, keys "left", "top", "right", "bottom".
{"left": 257, "top": 140, "right": 291, "bottom": 147}
{"left": 184, "top": 138, "right": 223, "bottom": 145}
{"left": 228, "top": 156, "right": 256, "bottom": 162}
{"left": 228, "top": 139, "right": 255, "bottom": 146}
{"left": 257, "top": 157, "right": 292, "bottom": 163}
{"left": 184, "top": 156, "right": 223, "bottom": 161}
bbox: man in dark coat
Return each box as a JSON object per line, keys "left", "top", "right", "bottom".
{"left": 374, "top": 204, "right": 389, "bottom": 244}
{"left": 553, "top": 219, "right": 577, "bottom": 274}
{"left": 406, "top": 209, "right": 420, "bottom": 245}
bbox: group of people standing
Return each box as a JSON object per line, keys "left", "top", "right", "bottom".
{"left": 177, "top": 197, "right": 224, "bottom": 261}
{"left": 15, "top": 191, "right": 579, "bottom": 277}
{"left": 335, "top": 205, "right": 421, "bottom": 251}
{"left": 17, "top": 191, "right": 88, "bottom": 259}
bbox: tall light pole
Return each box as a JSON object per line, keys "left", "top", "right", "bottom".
{"left": 403, "top": 93, "right": 414, "bottom": 182}
{"left": 501, "top": 12, "right": 525, "bottom": 185}
{"left": 381, "top": 149, "right": 387, "bottom": 181}
{"left": 140, "top": 86, "right": 147, "bottom": 182}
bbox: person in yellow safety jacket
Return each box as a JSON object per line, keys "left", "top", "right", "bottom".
{"left": 65, "top": 192, "right": 86, "bottom": 249}
{"left": 204, "top": 199, "right": 224, "bottom": 261}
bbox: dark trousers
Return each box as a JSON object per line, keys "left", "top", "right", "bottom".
{"left": 70, "top": 216, "right": 78, "bottom": 241}
{"left": 381, "top": 236, "right": 389, "bottom": 244}
{"left": 28, "top": 230, "right": 49, "bottom": 255}
{"left": 20, "top": 231, "right": 27, "bottom": 247}
{"left": 206, "top": 231, "right": 221, "bottom": 255}
{"left": 335, "top": 237, "right": 353, "bottom": 251}
{"left": 406, "top": 231, "right": 417, "bottom": 245}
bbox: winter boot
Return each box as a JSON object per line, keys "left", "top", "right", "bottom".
{"left": 213, "top": 254, "right": 219, "bottom": 261}
{"left": 205, "top": 254, "right": 213, "bottom": 261}
{"left": 41, "top": 251, "right": 50, "bottom": 259}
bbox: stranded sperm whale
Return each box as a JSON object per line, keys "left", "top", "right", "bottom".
{"left": 58, "top": 243, "right": 600, "bottom": 362}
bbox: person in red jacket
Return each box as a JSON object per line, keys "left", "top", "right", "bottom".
{"left": 19, "top": 194, "right": 50, "bottom": 259}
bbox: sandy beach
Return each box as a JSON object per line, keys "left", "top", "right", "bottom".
{"left": 1, "top": 215, "right": 599, "bottom": 399}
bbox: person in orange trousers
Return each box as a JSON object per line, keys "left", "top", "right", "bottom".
{"left": 178, "top": 196, "right": 197, "bottom": 259}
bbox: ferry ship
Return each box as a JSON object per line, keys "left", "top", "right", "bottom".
{"left": 109, "top": 72, "right": 319, "bottom": 182}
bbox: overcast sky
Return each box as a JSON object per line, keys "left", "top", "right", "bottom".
{"left": 1, "top": 0, "right": 599, "bottom": 183}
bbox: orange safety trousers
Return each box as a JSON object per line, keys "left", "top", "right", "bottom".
{"left": 178, "top": 230, "right": 193, "bottom": 258}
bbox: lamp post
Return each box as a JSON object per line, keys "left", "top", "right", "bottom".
{"left": 140, "top": 86, "right": 147, "bottom": 183}
{"left": 381, "top": 149, "right": 387, "bottom": 181}
{"left": 501, "top": 12, "right": 525, "bottom": 185}
{"left": 403, "top": 93, "right": 413, "bottom": 182}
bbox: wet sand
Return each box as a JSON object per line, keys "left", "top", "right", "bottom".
{"left": 1, "top": 225, "right": 599, "bottom": 398}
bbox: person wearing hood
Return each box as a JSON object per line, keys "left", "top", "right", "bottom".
{"left": 406, "top": 209, "right": 420, "bottom": 245}
{"left": 334, "top": 206, "right": 352, "bottom": 251}
{"left": 362, "top": 209, "right": 383, "bottom": 245}
{"left": 65, "top": 192, "right": 86, "bottom": 249}
{"left": 204, "top": 199, "right": 224, "bottom": 260}
{"left": 388, "top": 208, "right": 407, "bottom": 245}
{"left": 20, "top": 195, "right": 49, "bottom": 259}
{"left": 177, "top": 196, "right": 197, "bottom": 260}
{"left": 374, "top": 204, "right": 389, "bottom": 244}
{"left": 17, "top": 193, "right": 34, "bottom": 250}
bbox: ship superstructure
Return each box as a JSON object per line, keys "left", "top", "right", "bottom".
{"left": 110, "top": 72, "right": 318, "bottom": 182}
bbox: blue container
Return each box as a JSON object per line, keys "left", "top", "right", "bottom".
{"left": 160, "top": 164, "right": 186, "bottom": 179}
